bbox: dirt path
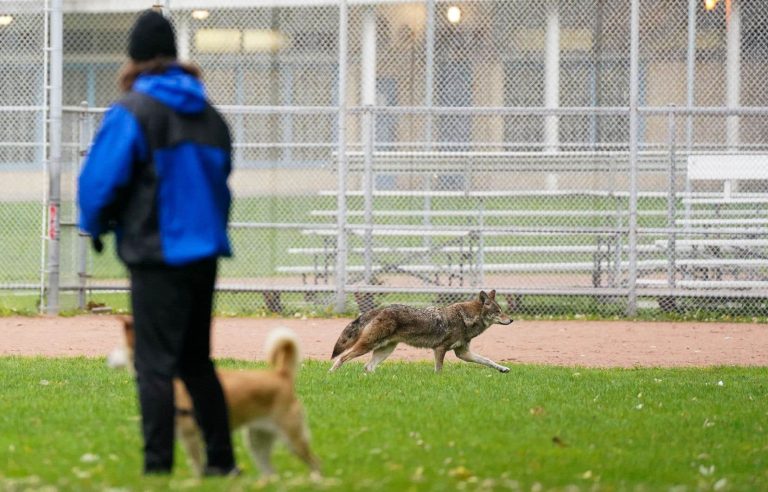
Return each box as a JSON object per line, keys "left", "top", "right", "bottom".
{"left": 2, "top": 315, "right": 766, "bottom": 367}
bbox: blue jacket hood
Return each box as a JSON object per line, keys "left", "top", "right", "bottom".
{"left": 132, "top": 66, "right": 207, "bottom": 114}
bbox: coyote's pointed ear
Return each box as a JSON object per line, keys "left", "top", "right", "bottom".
{"left": 479, "top": 290, "right": 488, "bottom": 302}
{"left": 488, "top": 289, "right": 496, "bottom": 300}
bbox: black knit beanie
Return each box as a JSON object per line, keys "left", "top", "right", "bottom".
{"left": 128, "top": 10, "right": 177, "bottom": 61}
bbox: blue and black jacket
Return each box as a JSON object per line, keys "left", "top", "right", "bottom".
{"left": 78, "top": 66, "right": 232, "bottom": 266}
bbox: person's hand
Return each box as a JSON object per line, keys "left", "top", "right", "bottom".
{"left": 92, "top": 237, "right": 104, "bottom": 254}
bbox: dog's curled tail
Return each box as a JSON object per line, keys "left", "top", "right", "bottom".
{"left": 265, "top": 327, "right": 301, "bottom": 379}
{"left": 331, "top": 316, "right": 364, "bottom": 359}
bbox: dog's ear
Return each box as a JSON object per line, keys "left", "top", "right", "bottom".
{"left": 488, "top": 289, "right": 496, "bottom": 300}
{"left": 479, "top": 290, "right": 488, "bottom": 302}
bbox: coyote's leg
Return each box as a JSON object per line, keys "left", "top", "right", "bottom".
{"left": 365, "top": 343, "right": 397, "bottom": 372}
{"left": 330, "top": 344, "right": 372, "bottom": 372}
{"left": 433, "top": 346, "right": 448, "bottom": 373}
{"left": 454, "top": 345, "right": 509, "bottom": 373}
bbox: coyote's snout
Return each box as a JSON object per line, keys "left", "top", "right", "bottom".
{"left": 330, "top": 289, "right": 512, "bottom": 373}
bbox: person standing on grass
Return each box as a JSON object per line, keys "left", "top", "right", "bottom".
{"left": 77, "top": 9, "right": 238, "bottom": 476}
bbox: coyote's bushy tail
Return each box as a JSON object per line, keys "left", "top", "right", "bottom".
{"left": 331, "top": 315, "right": 366, "bottom": 359}
{"left": 265, "top": 328, "right": 301, "bottom": 379}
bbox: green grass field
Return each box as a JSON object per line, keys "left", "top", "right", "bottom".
{"left": 1, "top": 358, "right": 766, "bottom": 491}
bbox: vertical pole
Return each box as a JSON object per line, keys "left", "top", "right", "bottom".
{"left": 423, "top": 0, "right": 435, "bottom": 263}
{"left": 85, "top": 66, "right": 96, "bottom": 107}
{"left": 626, "top": 0, "right": 640, "bottom": 316}
{"left": 589, "top": 0, "right": 604, "bottom": 145}
{"left": 684, "top": 0, "right": 695, "bottom": 234}
{"left": 544, "top": 0, "right": 560, "bottom": 194}
{"left": 76, "top": 102, "right": 90, "bottom": 310}
{"left": 234, "top": 65, "right": 245, "bottom": 169}
{"left": 39, "top": 0, "right": 51, "bottom": 310}
{"left": 177, "top": 14, "right": 190, "bottom": 61}
{"left": 45, "top": 0, "right": 63, "bottom": 315}
{"left": 424, "top": 0, "right": 435, "bottom": 144}
{"left": 667, "top": 105, "right": 677, "bottom": 289}
{"left": 281, "top": 67, "right": 294, "bottom": 164}
{"left": 476, "top": 199, "right": 485, "bottom": 287}
{"left": 362, "top": 105, "right": 374, "bottom": 283}
{"left": 334, "top": 0, "right": 349, "bottom": 312}
{"left": 361, "top": 6, "right": 376, "bottom": 284}
{"left": 686, "top": 0, "right": 695, "bottom": 145}
{"left": 726, "top": 0, "right": 741, "bottom": 151}
{"left": 544, "top": 0, "right": 560, "bottom": 154}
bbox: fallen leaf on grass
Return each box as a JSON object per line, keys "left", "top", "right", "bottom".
{"left": 80, "top": 453, "right": 99, "bottom": 464}
{"left": 448, "top": 466, "right": 473, "bottom": 481}
{"left": 714, "top": 478, "right": 728, "bottom": 491}
{"left": 71, "top": 467, "right": 90, "bottom": 479}
{"left": 552, "top": 436, "right": 568, "bottom": 447}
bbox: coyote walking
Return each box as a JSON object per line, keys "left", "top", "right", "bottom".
{"left": 330, "top": 290, "right": 512, "bottom": 373}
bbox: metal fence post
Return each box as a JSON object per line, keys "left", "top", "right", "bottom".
{"left": 76, "top": 102, "right": 90, "bottom": 310}
{"left": 334, "top": 0, "right": 349, "bottom": 313}
{"left": 423, "top": 0, "right": 435, "bottom": 268}
{"left": 726, "top": 0, "right": 741, "bottom": 151}
{"left": 686, "top": 0, "right": 695, "bottom": 148}
{"left": 626, "top": 0, "right": 640, "bottom": 316}
{"left": 685, "top": 0, "right": 695, "bottom": 236}
{"left": 361, "top": 6, "right": 376, "bottom": 285}
{"left": 424, "top": 0, "right": 434, "bottom": 143}
{"left": 362, "top": 104, "right": 374, "bottom": 284}
{"left": 45, "top": 0, "right": 63, "bottom": 315}
{"left": 667, "top": 105, "right": 677, "bottom": 290}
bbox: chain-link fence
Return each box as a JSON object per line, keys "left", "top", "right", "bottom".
{"left": 0, "top": 2, "right": 47, "bottom": 311}
{"left": 3, "top": 0, "right": 768, "bottom": 317}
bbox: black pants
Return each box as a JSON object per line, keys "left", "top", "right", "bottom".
{"left": 129, "top": 258, "right": 234, "bottom": 474}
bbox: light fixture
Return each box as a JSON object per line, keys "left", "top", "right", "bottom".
{"left": 704, "top": 0, "right": 718, "bottom": 11}
{"left": 191, "top": 10, "right": 210, "bottom": 20}
{"left": 446, "top": 6, "right": 462, "bottom": 24}
{"left": 0, "top": 15, "right": 13, "bottom": 26}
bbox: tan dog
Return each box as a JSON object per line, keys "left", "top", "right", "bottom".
{"left": 118, "top": 317, "right": 320, "bottom": 477}
{"left": 330, "top": 289, "right": 513, "bottom": 373}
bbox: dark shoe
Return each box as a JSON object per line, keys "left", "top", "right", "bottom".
{"left": 143, "top": 466, "right": 172, "bottom": 476}
{"left": 204, "top": 465, "right": 242, "bottom": 477}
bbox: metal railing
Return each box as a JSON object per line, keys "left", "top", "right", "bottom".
{"left": 3, "top": 0, "right": 768, "bottom": 317}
